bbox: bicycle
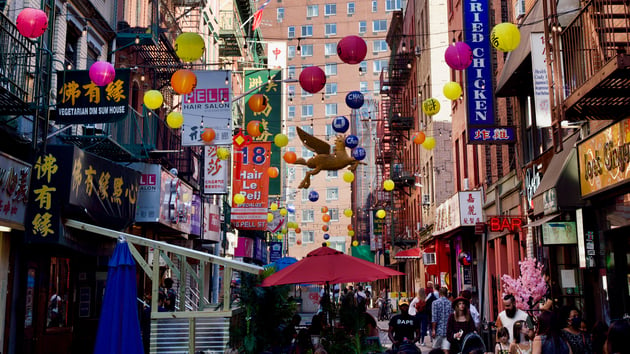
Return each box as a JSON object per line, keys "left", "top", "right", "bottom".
{"left": 378, "top": 298, "right": 392, "bottom": 321}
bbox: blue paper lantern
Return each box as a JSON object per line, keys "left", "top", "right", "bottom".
{"left": 345, "top": 135, "right": 359, "bottom": 148}
{"left": 352, "top": 147, "right": 366, "bottom": 161}
{"left": 323, "top": 233, "right": 330, "bottom": 240}
{"left": 308, "top": 191, "right": 319, "bottom": 202}
{"left": 345, "top": 91, "right": 364, "bottom": 109}
{"left": 332, "top": 116, "right": 350, "bottom": 134}
{"left": 287, "top": 204, "right": 295, "bottom": 213}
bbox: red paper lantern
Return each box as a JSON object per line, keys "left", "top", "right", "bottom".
{"left": 299, "top": 66, "right": 326, "bottom": 94}
{"left": 322, "top": 225, "right": 329, "bottom": 232}
{"left": 283, "top": 151, "right": 297, "bottom": 163}
{"left": 248, "top": 94, "right": 268, "bottom": 113}
{"left": 337, "top": 35, "right": 368, "bottom": 65}
{"left": 201, "top": 128, "right": 216, "bottom": 143}
{"left": 268, "top": 167, "right": 279, "bottom": 178}
{"left": 171, "top": 69, "right": 197, "bottom": 95}
{"left": 16, "top": 8, "right": 48, "bottom": 39}
{"left": 89, "top": 61, "right": 116, "bottom": 87}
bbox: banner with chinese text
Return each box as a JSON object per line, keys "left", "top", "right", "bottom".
{"left": 231, "top": 142, "right": 271, "bottom": 230}
{"left": 244, "top": 69, "right": 282, "bottom": 196}
{"left": 182, "top": 70, "right": 232, "bottom": 146}
{"left": 53, "top": 69, "right": 130, "bottom": 124}
{"left": 203, "top": 146, "right": 229, "bottom": 194}
{"left": 0, "top": 153, "right": 31, "bottom": 230}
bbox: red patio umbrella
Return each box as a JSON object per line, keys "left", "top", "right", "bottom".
{"left": 261, "top": 246, "right": 404, "bottom": 286}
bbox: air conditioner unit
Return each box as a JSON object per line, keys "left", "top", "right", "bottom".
{"left": 422, "top": 194, "right": 430, "bottom": 205}
{"left": 514, "top": 0, "right": 526, "bottom": 20}
{"left": 423, "top": 252, "right": 436, "bottom": 265}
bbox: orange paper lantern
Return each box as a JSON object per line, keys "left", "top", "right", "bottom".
{"left": 322, "top": 214, "right": 331, "bottom": 223}
{"left": 268, "top": 167, "right": 279, "bottom": 178}
{"left": 247, "top": 120, "right": 263, "bottom": 137}
{"left": 201, "top": 128, "right": 216, "bottom": 143}
{"left": 248, "top": 94, "right": 268, "bottom": 113}
{"left": 322, "top": 225, "right": 329, "bottom": 232}
{"left": 321, "top": 206, "right": 329, "bottom": 213}
{"left": 283, "top": 151, "right": 297, "bottom": 163}
{"left": 171, "top": 69, "right": 197, "bottom": 95}
{"left": 413, "top": 132, "right": 426, "bottom": 145}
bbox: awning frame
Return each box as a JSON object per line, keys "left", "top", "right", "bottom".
{"left": 523, "top": 213, "right": 560, "bottom": 228}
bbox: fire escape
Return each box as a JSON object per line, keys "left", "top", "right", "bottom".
{"left": 545, "top": 0, "right": 630, "bottom": 149}
{"left": 377, "top": 10, "right": 415, "bottom": 248}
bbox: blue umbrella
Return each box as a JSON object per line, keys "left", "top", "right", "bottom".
{"left": 94, "top": 238, "right": 144, "bottom": 354}
{"left": 273, "top": 257, "right": 298, "bottom": 271}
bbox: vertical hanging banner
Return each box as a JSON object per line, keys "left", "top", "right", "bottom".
{"left": 182, "top": 70, "right": 232, "bottom": 146}
{"left": 244, "top": 69, "right": 282, "bottom": 196}
{"left": 267, "top": 41, "right": 288, "bottom": 69}
{"left": 231, "top": 142, "right": 271, "bottom": 230}
{"left": 530, "top": 32, "right": 552, "bottom": 128}
{"left": 203, "top": 146, "right": 229, "bottom": 194}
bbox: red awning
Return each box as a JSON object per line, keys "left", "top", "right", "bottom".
{"left": 394, "top": 248, "right": 422, "bottom": 259}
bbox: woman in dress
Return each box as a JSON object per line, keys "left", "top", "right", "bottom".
{"left": 446, "top": 296, "right": 476, "bottom": 354}
{"left": 510, "top": 320, "right": 532, "bottom": 354}
{"left": 532, "top": 310, "right": 571, "bottom": 354}
{"left": 561, "top": 307, "right": 591, "bottom": 354}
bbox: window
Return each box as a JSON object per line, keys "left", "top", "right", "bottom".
{"left": 325, "top": 4, "right": 337, "bottom": 15}
{"left": 360, "top": 82, "right": 368, "bottom": 93}
{"left": 325, "top": 103, "right": 338, "bottom": 116}
{"left": 347, "top": 2, "right": 355, "bottom": 14}
{"left": 302, "top": 147, "right": 314, "bottom": 159}
{"left": 301, "top": 105, "right": 313, "bottom": 117}
{"left": 301, "top": 88, "right": 312, "bottom": 97}
{"left": 288, "top": 106, "right": 295, "bottom": 120}
{"left": 325, "top": 43, "right": 337, "bottom": 56}
{"left": 373, "top": 20, "right": 387, "bottom": 32}
{"left": 287, "top": 186, "right": 296, "bottom": 198}
{"left": 288, "top": 46, "right": 296, "bottom": 58}
{"left": 325, "top": 63, "right": 337, "bottom": 76}
{"left": 374, "top": 81, "right": 381, "bottom": 94}
{"left": 277, "top": 8, "right": 284, "bottom": 21}
{"left": 307, "top": 5, "right": 319, "bottom": 17}
{"left": 288, "top": 26, "right": 295, "bottom": 38}
{"left": 373, "top": 59, "right": 388, "bottom": 73}
{"left": 303, "top": 230, "right": 315, "bottom": 243}
{"left": 373, "top": 39, "right": 388, "bottom": 52}
{"left": 326, "top": 187, "right": 339, "bottom": 200}
{"left": 300, "top": 44, "right": 313, "bottom": 57}
{"left": 325, "top": 124, "right": 335, "bottom": 139}
{"left": 325, "top": 23, "right": 337, "bottom": 36}
{"left": 288, "top": 84, "right": 296, "bottom": 97}
{"left": 288, "top": 66, "right": 296, "bottom": 79}
{"left": 325, "top": 83, "right": 338, "bottom": 95}
{"left": 287, "top": 126, "right": 296, "bottom": 139}
{"left": 327, "top": 170, "right": 338, "bottom": 178}
{"left": 385, "top": 0, "right": 402, "bottom": 11}
{"left": 288, "top": 231, "right": 296, "bottom": 245}
{"left": 359, "top": 61, "right": 368, "bottom": 74}
{"left": 359, "top": 21, "right": 367, "bottom": 34}
{"left": 301, "top": 25, "right": 313, "bottom": 37}
{"left": 302, "top": 189, "right": 310, "bottom": 201}
{"left": 302, "top": 209, "right": 314, "bottom": 222}
{"left": 330, "top": 208, "right": 339, "bottom": 221}
{"left": 301, "top": 125, "right": 314, "bottom": 135}
{"left": 372, "top": 0, "right": 378, "bottom": 12}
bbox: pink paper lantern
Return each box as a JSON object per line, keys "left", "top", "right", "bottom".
{"left": 444, "top": 42, "right": 473, "bottom": 70}
{"left": 299, "top": 66, "right": 326, "bottom": 94}
{"left": 16, "top": 8, "right": 49, "bottom": 39}
{"left": 337, "top": 35, "right": 368, "bottom": 65}
{"left": 89, "top": 61, "right": 116, "bottom": 87}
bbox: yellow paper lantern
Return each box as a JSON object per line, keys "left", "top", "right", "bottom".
{"left": 143, "top": 90, "right": 163, "bottom": 110}
{"left": 175, "top": 32, "right": 205, "bottom": 62}
{"left": 413, "top": 132, "right": 426, "bottom": 145}
{"left": 216, "top": 147, "right": 230, "bottom": 160}
{"left": 348, "top": 230, "right": 355, "bottom": 237}
{"left": 274, "top": 133, "right": 289, "bottom": 147}
{"left": 422, "top": 136, "right": 437, "bottom": 150}
{"left": 166, "top": 112, "right": 184, "bottom": 129}
{"left": 270, "top": 203, "right": 278, "bottom": 211}
{"left": 352, "top": 240, "right": 359, "bottom": 247}
{"left": 491, "top": 22, "right": 521, "bottom": 52}
{"left": 344, "top": 209, "right": 353, "bottom": 218}
{"left": 277, "top": 234, "right": 283, "bottom": 240}
{"left": 422, "top": 98, "right": 441, "bottom": 116}
{"left": 280, "top": 208, "right": 288, "bottom": 216}
{"left": 376, "top": 209, "right": 386, "bottom": 219}
{"left": 234, "top": 193, "right": 245, "bottom": 205}
{"left": 281, "top": 227, "right": 287, "bottom": 233}
{"left": 343, "top": 171, "right": 355, "bottom": 183}
{"left": 267, "top": 213, "right": 274, "bottom": 222}
{"left": 383, "top": 179, "right": 395, "bottom": 191}
{"left": 324, "top": 241, "right": 330, "bottom": 247}
{"left": 443, "top": 81, "right": 463, "bottom": 100}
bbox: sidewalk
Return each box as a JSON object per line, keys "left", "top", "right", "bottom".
{"left": 367, "top": 308, "right": 434, "bottom": 353}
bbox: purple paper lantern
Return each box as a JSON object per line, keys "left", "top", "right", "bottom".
{"left": 299, "top": 66, "right": 327, "bottom": 94}
{"left": 323, "top": 233, "right": 330, "bottom": 240}
{"left": 352, "top": 147, "right": 366, "bottom": 161}
{"left": 444, "top": 42, "right": 473, "bottom": 70}
{"left": 308, "top": 191, "right": 319, "bottom": 202}
{"left": 337, "top": 35, "right": 368, "bottom": 65}
{"left": 16, "top": 8, "right": 49, "bottom": 39}
{"left": 89, "top": 61, "right": 116, "bottom": 87}
{"left": 345, "top": 135, "right": 359, "bottom": 149}
{"left": 345, "top": 91, "right": 364, "bottom": 109}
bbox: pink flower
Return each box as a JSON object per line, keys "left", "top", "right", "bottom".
{"left": 501, "top": 258, "right": 547, "bottom": 311}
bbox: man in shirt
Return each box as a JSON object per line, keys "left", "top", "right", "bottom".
{"left": 495, "top": 294, "right": 534, "bottom": 342}
{"left": 431, "top": 287, "right": 452, "bottom": 353}
{"left": 388, "top": 298, "right": 420, "bottom": 351}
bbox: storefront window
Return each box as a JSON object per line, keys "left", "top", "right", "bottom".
{"left": 47, "top": 257, "right": 71, "bottom": 330}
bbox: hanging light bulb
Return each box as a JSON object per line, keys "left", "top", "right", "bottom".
{"left": 402, "top": 41, "right": 407, "bottom": 52}
{"left": 135, "top": 35, "right": 140, "bottom": 44}
{"left": 225, "top": 72, "right": 229, "bottom": 85}
{"left": 296, "top": 38, "right": 301, "bottom": 53}
{"left": 321, "top": 93, "right": 325, "bottom": 102}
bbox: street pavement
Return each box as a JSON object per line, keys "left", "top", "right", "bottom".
{"left": 367, "top": 307, "right": 434, "bottom": 354}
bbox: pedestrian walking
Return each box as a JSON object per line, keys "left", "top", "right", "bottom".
{"left": 496, "top": 294, "right": 534, "bottom": 342}
{"left": 431, "top": 287, "right": 453, "bottom": 353}
{"left": 446, "top": 296, "right": 476, "bottom": 354}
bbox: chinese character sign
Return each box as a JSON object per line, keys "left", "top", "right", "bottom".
{"left": 204, "top": 146, "right": 228, "bottom": 194}
{"left": 0, "top": 153, "right": 31, "bottom": 228}
{"left": 54, "top": 69, "right": 130, "bottom": 124}
{"left": 244, "top": 69, "right": 282, "bottom": 196}
{"left": 231, "top": 142, "right": 271, "bottom": 230}
{"left": 182, "top": 70, "right": 232, "bottom": 146}
{"left": 458, "top": 191, "right": 482, "bottom": 226}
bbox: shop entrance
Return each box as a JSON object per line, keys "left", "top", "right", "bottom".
{"left": 605, "top": 227, "right": 630, "bottom": 320}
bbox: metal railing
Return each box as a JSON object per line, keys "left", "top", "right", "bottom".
{"left": 0, "top": 11, "right": 36, "bottom": 106}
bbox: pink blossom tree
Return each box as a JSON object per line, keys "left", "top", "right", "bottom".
{"left": 501, "top": 258, "right": 548, "bottom": 311}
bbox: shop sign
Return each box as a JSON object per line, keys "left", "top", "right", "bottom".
{"left": 525, "top": 165, "right": 542, "bottom": 210}
{"left": 253, "top": 238, "right": 267, "bottom": 264}
{"left": 578, "top": 118, "right": 630, "bottom": 197}
{"left": 434, "top": 191, "right": 482, "bottom": 235}
{"left": 487, "top": 215, "right": 525, "bottom": 232}
{"left": 231, "top": 142, "right": 271, "bottom": 230}
{"left": 269, "top": 241, "right": 283, "bottom": 263}
{"left": 203, "top": 146, "right": 229, "bottom": 194}
{"left": 542, "top": 221, "right": 578, "bottom": 245}
{"left": 203, "top": 203, "right": 221, "bottom": 242}
{"left": 190, "top": 195, "right": 201, "bottom": 237}
{"left": 234, "top": 237, "right": 254, "bottom": 258}
{"left": 53, "top": 69, "right": 130, "bottom": 124}
{"left": 131, "top": 163, "right": 161, "bottom": 222}
{"left": 158, "top": 169, "right": 193, "bottom": 235}
{"left": 543, "top": 187, "right": 558, "bottom": 214}
{"left": 0, "top": 152, "right": 31, "bottom": 229}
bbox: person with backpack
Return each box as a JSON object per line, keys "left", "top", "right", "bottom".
{"left": 410, "top": 288, "right": 428, "bottom": 346}
{"left": 355, "top": 285, "right": 367, "bottom": 313}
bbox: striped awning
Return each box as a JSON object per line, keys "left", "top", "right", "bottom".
{"left": 394, "top": 248, "right": 422, "bottom": 259}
